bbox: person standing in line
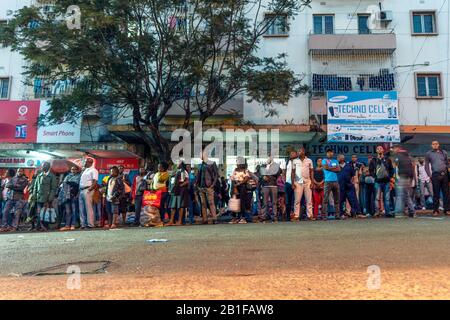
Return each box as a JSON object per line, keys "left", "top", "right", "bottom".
{"left": 131, "top": 167, "right": 147, "bottom": 226}
{"left": 0, "top": 168, "right": 29, "bottom": 232}
{"left": 186, "top": 164, "right": 197, "bottom": 225}
{"left": 259, "top": 155, "right": 282, "bottom": 223}
{"left": 151, "top": 162, "right": 170, "bottom": 221}
{"left": 230, "top": 157, "right": 251, "bottom": 224}
{"left": 291, "top": 148, "right": 314, "bottom": 221}
{"left": 29, "top": 162, "right": 58, "bottom": 231}
{"left": 312, "top": 158, "right": 325, "bottom": 220}
{"left": 369, "top": 146, "right": 395, "bottom": 218}
{"left": 416, "top": 158, "right": 433, "bottom": 210}
{"left": 196, "top": 150, "right": 219, "bottom": 224}
{"left": 282, "top": 151, "right": 298, "bottom": 221}
{"left": 59, "top": 166, "right": 81, "bottom": 231}
{"left": 0, "top": 170, "right": 14, "bottom": 224}
{"left": 425, "top": 140, "right": 450, "bottom": 216}
{"left": 167, "top": 160, "right": 190, "bottom": 226}
{"left": 79, "top": 158, "right": 98, "bottom": 229}
{"left": 392, "top": 145, "right": 416, "bottom": 218}
{"left": 337, "top": 154, "right": 360, "bottom": 218}
{"left": 118, "top": 165, "right": 131, "bottom": 225}
{"left": 322, "top": 148, "right": 342, "bottom": 220}
{"left": 350, "top": 155, "right": 363, "bottom": 205}
{"left": 105, "top": 166, "right": 125, "bottom": 229}
{"left": 362, "top": 167, "right": 376, "bottom": 217}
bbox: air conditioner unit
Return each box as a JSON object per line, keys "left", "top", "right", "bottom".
{"left": 379, "top": 10, "right": 393, "bottom": 22}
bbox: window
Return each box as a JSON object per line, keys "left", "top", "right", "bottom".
{"left": 416, "top": 73, "right": 442, "bottom": 98}
{"left": 0, "top": 77, "right": 11, "bottom": 100}
{"left": 313, "top": 15, "right": 334, "bottom": 34}
{"left": 358, "top": 14, "right": 370, "bottom": 34}
{"left": 0, "top": 20, "right": 7, "bottom": 47}
{"left": 412, "top": 11, "right": 437, "bottom": 34}
{"left": 264, "top": 14, "right": 288, "bottom": 36}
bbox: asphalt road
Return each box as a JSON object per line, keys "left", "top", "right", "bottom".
{"left": 0, "top": 217, "right": 449, "bottom": 299}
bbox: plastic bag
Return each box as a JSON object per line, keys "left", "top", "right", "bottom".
{"left": 142, "top": 190, "right": 163, "bottom": 208}
{"left": 40, "top": 207, "right": 57, "bottom": 224}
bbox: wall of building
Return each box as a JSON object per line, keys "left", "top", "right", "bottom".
{"left": 2, "top": 0, "right": 450, "bottom": 130}
{"left": 245, "top": 0, "right": 450, "bottom": 126}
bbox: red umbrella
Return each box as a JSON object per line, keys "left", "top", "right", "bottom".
{"left": 45, "top": 159, "right": 79, "bottom": 174}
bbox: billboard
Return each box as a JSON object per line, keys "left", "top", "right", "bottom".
{"left": 36, "top": 101, "right": 81, "bottom": 143}
{"left": 0, "top": 101, "right": 40, "bottom": 143}
{"left": 0, "top": 100, "right": 81, "bottom": 144}
{"left": 327, "top": 91, "right": 400, "bottom": 143}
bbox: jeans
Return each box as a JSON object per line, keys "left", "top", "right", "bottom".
{"left": 394, "top": 177, "right": 415, "bottom": 216}
{"left": 323, "top": 182, "right": 340, "bottom": 217}
{"left": 284, "top": 182, "right": 294, "bottom": 220}
{"left": 1, "top": 199, "right": 25, "bottom": 228}
{"left": 359, "top": 183, "right": 367, "bottom": 214}
{"left": 418, "top": 180, "right": 433, "bottom": 208}
{"left": 339, "top": 182, "right": 359, "bottom": 216}
{"left": 79, "top": 189, "right": 95, "bottom": 228}
{"left": 134, "top": 195, "right": 143, "bottom": 225}
{"left": 365, "top": 184, "right": 376, "bottom": 216}
{"left": 375, "top": 182, "right": 391, "bottom": 215}
{"left": 64, "top": 198, "right": 79, "bottom": 228}
{"left": 260, "top": 186, "right": 278, "bottom": 221}
{"left": 431, "top": 172, "right": 449, "bottom": 212}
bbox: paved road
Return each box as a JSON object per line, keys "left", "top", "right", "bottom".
{"left": 0, "top": 217, "right": 449, "bottom": 299}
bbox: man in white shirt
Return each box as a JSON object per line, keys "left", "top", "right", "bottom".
{"left": 79, "top": 157, "right": 99, "bottom": 228}
{"left": 416, "top": 158, "right": 433, "bottom": 210}
{"left": 292, "top": 147, "right": 314, "bottom": 221}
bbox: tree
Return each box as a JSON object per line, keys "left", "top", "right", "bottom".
{"left": 1, "top": 0, "right": 311, "bottom": 160}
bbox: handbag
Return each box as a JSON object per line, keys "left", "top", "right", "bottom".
{"left": 228, "top": 196, "right": 241, "bottom": 213}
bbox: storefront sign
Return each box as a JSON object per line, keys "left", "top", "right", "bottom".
{"left": 309, "top": 144, "right": 378, "bottom": 156}
{"left": 0, "top": 157, "right": 44, "bottom": 168}
{"left": 36, "top": 101, "right": 81, "bottom": 143}
{"left": 97, "top": 158, "right": 140, "bottom": 174}
{"left": 0, "top": 100, "right": 81, "bottom": 144}
{"left": 0, "top": 101, "right": 40, "bottom": 143}
{"left": 327, "top": 91, "right": 400, "bottom": 143}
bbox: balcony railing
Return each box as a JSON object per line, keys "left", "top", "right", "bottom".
{"left": 311, "top": 71, "right": 396, "bottom": 96}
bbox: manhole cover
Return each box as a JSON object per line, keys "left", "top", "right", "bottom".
{"left": 22, "top": 261, "right": 111, "bottom": 276}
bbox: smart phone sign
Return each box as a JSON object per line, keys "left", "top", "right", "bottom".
{"left": 0, "top": 101, "right": 40, "bottom": 143}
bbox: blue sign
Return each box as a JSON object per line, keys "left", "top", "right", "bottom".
{"left": 327, "top": 91, "right": 400, "bottom": 143}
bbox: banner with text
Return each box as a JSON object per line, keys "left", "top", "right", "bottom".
{"left": 327, "top": 91, "right": 400, "bottom": 143}
{"left": 0, "top": 100, "right": 81, "bottom": 144}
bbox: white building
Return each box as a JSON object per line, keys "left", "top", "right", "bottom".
{"left": 246, "top": 0, "right": 450, "bottom": 147}
{"left": 1, "top": 0, "right": 450, "bottom": 163}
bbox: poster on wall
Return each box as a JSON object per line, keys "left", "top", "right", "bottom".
{"left": 327, "top": 91, "right": 400, "bottom": 143}
{"left": 0, "top": 100, "right": 81, "bottom": 144}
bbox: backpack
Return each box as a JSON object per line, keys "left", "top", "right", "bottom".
{"left": 375, "top": 160, "right": 389, "bottom": 180}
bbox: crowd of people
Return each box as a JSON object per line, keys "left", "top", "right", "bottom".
{"left": 0, "top": 140, "right": 449, "bottom": 232}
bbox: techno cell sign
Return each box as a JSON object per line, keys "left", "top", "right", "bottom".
{"left": 327, "top": 91, "right": 400, "bottom": 143}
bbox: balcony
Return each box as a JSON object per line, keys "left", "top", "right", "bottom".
{"left": 308, "top": 30, "right": 396, "bottom": 53}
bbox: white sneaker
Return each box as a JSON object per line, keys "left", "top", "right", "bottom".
{"left": 238, "top": 218, "right": 247, "bottom": 224}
